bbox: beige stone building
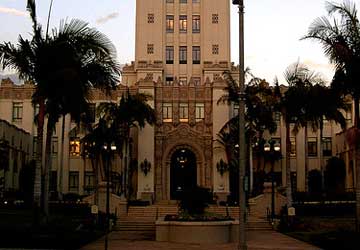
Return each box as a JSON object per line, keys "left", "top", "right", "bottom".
{"left": 0, "top": 0, "right": 355, "bottom": 204}
{"left": 0, "top": 117, "right": 32, "bottom": 198}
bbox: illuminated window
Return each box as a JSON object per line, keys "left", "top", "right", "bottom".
{"left": 148, "top": 13, "right": 154, "bottom": 23}
{"left": 192, "top": 15, "right": 200, "bottom": 33}
{"left": 179, "top": 46, "right": 187, "bottom": 64}
{"left": 192, "top": 46, "right": 200, "bottom": 64}
{"left": 12, "top": 102, "right": 23, "bottom": 122}
{"left": 308, "top": 137, "right": 317, "bottom": 157}
{"left": 195, "top": 103, "right": 205, "bottom": 121}
{"left": 179, "top": 15, "right": 187, "bottom": 32}
{"left": 147, "top": 44, "right": 154, "bottom": 54}
{"left": 166, "top": 46, "right": 174, "bottom": 64}
{"left": 212, "top": 44, "right": 219, "bottom": 55}
{"left": 290, "top": 137, "right": 296, "bottom": 157}
{"left": 179, "top": 77, "right": 187, "bottom": 86}
{"left": 163, "top": 103, "right": 173, "bottom": 122}
{"left": 69, "top": 171, "right": 79, "bottom": 192}
{"left": 212, "top": 14, "right": 219, "bottom": 24}
{"left": 70, "top": 138, "right": 80, "bottom": 156}
{"left": 166, "top": 15, "right": 174, "bottom": 33}
{"left": 179, "top": 103, "right": 189, "bottom": 122}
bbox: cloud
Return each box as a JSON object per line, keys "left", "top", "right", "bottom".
{"left": 0, "top": 6, "right": 28, "bottom": 17}
{"left": 96, "top": 12, "right": 119, "bottom": 24}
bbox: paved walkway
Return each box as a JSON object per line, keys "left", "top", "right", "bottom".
{"left": 81, "top": 230, "right": 321, "bottom": 250}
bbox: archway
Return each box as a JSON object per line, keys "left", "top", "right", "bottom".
{"left": 170, "top": 148, "right": 197, "bottom": 199}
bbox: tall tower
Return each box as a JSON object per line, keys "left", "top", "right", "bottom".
{"left": 123, "top": 0, "right": 233, "bottom": 202}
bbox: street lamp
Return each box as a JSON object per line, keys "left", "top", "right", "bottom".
{"left": 103, "top": 143, "right": 116, "bottom": 250}
{"left": 232, "top": 0, "right": 247, "bottom": 249}
{"left": 264, "top": 140, "right": 281, "bottom": 221}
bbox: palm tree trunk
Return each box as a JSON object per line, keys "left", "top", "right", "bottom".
{"left": 304, "top": 124, "right": 309, "bottom": 192}
{"left": 319, "top": 121, "right": 325, "bottom": 191}
{"left": 34, "top": 101, "right": 45, "bottom": 210}
{"left": 354, "top": 96, "right": 360, "bottom": 232}
{"left": 43, "top": 118, "right": 54, "bottom": 217}
{"left": 285, "top": 122, "right": 292, "bottom": 207}
{"left": 58, "top": 115, "right": 65, "bottom": 200}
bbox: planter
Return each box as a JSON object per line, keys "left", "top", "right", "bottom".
{"left": 156, "top": 219, "right": 239, "bottom": 243}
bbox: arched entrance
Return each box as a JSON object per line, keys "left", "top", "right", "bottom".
{"left": 170, "top": 148, "right": 197, "bottom": 199}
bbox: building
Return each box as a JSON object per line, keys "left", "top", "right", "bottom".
{"left": 0, "top": 118, "right": 32, "bottom": 199}
{"left": 0, "top": 0, "right": 355, "bottom": 204}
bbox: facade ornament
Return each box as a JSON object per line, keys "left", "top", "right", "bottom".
{"left": 140, "top": 158, "right": 151, "bottom": 176}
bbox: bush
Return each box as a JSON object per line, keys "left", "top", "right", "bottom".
{"left": 178, "top": 186, "right": 213, "bottom": 215}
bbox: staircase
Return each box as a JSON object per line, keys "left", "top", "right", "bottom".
{"left": 113, "top": 203, "right": 272, "bottom": 240}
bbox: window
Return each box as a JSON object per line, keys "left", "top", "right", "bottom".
{"left": 84, "top": 171, "right": 95, "bottom": 193}
{"left": 34, "top": 104, "right": 40, "bottom": 117}
{"left": 166, "top": 0, "right": 174, "bottom": 3}
{"left": 50, "top": 171, "right": 57, "bottom": 192}
{"left": 69, "top": 171, "right": 79, "bottom": 192}
{"left": 163, "top": 103, "right": 173, "bottom": 122}
{"left": 193, "top": 77, "right": 201, "bottom": 86}
{"left": 233, "top": 104, "right": 239, "bottom": 117}
{"left": 166, "top": 46, "right": 174, "bottom": 64}
{"left": 290, "top": 137, "right": 296, "bottom": 157}
{"left": 192, "top": 46, "right": 200, "bottom": 64}
{"left": 52, "top": 137, "right": 58, "bottom": 154}
{"left": 192, "top": 15, "right": 200, "bottom": 33}
{"left": 322, "top": 137, "right": 332, "bottom": 157}
{"left": 179, "top": 103, "right": 189, "bottom": 122}
{"left": 179, "top": 46, "right": 187, "bottom": 64}
{"left": 179, "top": 77, "right": 187, "bottom": 86}
{"left": 179, "top": 15, "right": 187, "bottom": 32}
{"left": 70, "top": 138, "right": 80, "bottom": 156}
{"left": 148, "top": 13, "right": 154, "bottom": 23}
{"left": 193, "top": 0, "right": 200, "bottom": 3}
{"left": 147, "top": 44, "right": 154, "bottom": 54}
{"left": 12, "top": 102, "right": 23, "bottom": 122}
{"left": 308, "top": 137, "right": 317, "bottom": 157}
{"left": 165, "top": 76, "right": 174, "bottom": 86}
{"left": 166, "top": 15, "right": 174, "bottom": 33}
{"left": 274, "top": 112, "right": 281, "bottom": 122}
{"left": 33, "top": 136, "right": 37, "bottom": 157}
{"left": 212, "top": 14, "right": 219, "bottom": 24}
{"left": 212, "top": 44, "right": 219, "bottom": 55}
{"left": 180, "top": 0, "right": 187, "bottom": 3}
{"left": 195, "top": 103, "right": 205, "bottom": 121}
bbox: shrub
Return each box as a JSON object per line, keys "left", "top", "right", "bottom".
{"left": 178, "top": 186, "right": 213, "bottom": 215}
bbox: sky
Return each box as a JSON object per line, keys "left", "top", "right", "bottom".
{"left": 1, "top": 0, "right": 359, "bottom": 84}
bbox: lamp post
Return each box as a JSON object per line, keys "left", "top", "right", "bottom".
{"left": 232, "top": 1, "right": 246, "bottom": 249}
{"left": 264, "top": 140, "right": 281, "bottom": 221}
{"left": 104, "top": 143, "right": 116, "bottom": 250}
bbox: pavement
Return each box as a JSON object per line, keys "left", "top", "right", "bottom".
{"left": 81, "top": 230, "right": 321, "bottom": 250}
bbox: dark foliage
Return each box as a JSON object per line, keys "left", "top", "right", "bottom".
{"left": 178, "top": 186, "right": 213, "bottom": 215}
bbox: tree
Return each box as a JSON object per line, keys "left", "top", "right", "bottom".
{"left": 85, "top": 91, "right": 155, "bottom": 199}
{"left": 303, "top": 0, "right": 360, "bottom": 229}
{"left": 0, "top": 1, "right": 120, "bottom": 217}
{"left": 218, "top": 71, "right": 278, "bottom": 200}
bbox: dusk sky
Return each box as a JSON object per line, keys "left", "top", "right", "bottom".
{"left": 1, "top": 0, "right": 359, "bottom": 84}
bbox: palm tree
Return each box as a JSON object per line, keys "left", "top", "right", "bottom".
{"left": 96, "top": 90, "right": 155, "bottom": 198}
{"left": 0, "top": 1, "right": 120, "bottom": 216}
{"left": 306, "top": 84, "right": 347, "bottom": 191}
{"left": 218, "top": 71, "right": 278, "bottom": 199}
{"left": 303, "top": 0, "right": 360, "bottom": 229}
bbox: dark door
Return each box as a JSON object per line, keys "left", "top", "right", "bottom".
{"left": 170, "top": 148, "right": 197, "bottom": 199}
